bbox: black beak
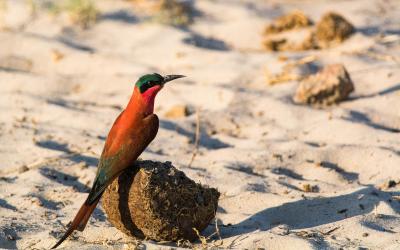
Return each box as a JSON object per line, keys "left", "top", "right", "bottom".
{"left": 162, "top": 75, "right": 186, "bottom": 84}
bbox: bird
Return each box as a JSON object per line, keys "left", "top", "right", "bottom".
{"left": 51, "top": 73, "right": 185, "bottom": 249}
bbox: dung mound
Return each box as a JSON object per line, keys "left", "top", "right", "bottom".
{"left": 264, "top": 10, "right": 313, "bottom": 35}
{"left": 102, "top": 160, "right": 220, "bottom": 242}
{"left": 314, "top": 12, "right": 355, "bottom": 48}
{"left": 262, "top": 11, "right": 355, "bottom": 51}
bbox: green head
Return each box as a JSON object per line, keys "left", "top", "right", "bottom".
{"left": 135, "top": 73, "right": 185, "bottom": 94}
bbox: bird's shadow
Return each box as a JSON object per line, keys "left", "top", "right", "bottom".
{"left": 218, "top": 186, "right": 400, "bottom": 238}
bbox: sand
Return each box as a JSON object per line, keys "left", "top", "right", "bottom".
{"left": 0, "top": 0, "right": 399, "bottom": 249}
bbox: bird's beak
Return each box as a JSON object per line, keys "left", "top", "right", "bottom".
{"left": 162, "top": 75, "right": 186, "bottom": 84}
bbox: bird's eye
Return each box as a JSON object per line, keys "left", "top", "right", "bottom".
{"left": 139, "top": 81, "right": 156, "bottom": 93}
{"left": 147, "top": 81, "right": 155, "bottom": 87}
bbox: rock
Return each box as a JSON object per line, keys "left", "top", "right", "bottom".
{"left": 314, "top": 12, "right": 355, "bottom": 48}
{"left": 387, "top": 180, "right": 397, "bottom": 188}
{"left": 102, "top": 160, "right": 220, "bottom": 242}
{"left": 17, "top": 165, "right": 29, "bottom": 173}
{"left": 302, "top": 184, "right": 319, "bottom": 193}
{"left": 264, "top": 11, "right": 313, "bottom": 35}
{"left": 380, "top": 180, "right": 398, "bottom": 190}
{"left": 293, "top": 64, "right": 354, "bottom": 106}
{"left": 51, "top": 49, "right": 64, "bottom": 62}
{"left": 164, "top": 105, "right": 190, "bottom": 118}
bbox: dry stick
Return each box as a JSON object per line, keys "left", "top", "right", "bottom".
{"left": 321, "top": 226, "right": 340, "bottom": 235}
{"left": 227, "top": 234, "right": 249, "bottom": 249}
{"left": 187, "top": 108, "right": 200, "bottom": 168}
{"left": 213, "top": 218, "right": 224, "bottom": 247}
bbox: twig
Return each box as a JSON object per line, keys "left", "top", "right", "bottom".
{"left": 212, "top": 218, "right": 224, "bottom": 247}
{"left": 187, "top": 108, "right": 200, "bottom": 168}
{"left": 227, "top": 234, "right": 249, "bottom": 249}
{"left": 321, "top": 226, "right": 340, "bottom": 235}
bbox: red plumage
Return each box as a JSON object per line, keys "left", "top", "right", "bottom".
{"left": 51, "top": 85, "right": 160, "bottom": 249}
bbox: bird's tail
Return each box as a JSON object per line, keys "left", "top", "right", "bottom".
{"left": 51, "top": 198, "right": 100, "bottom": 249}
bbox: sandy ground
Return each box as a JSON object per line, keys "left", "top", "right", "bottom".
{"left": 1, "top": 0, "right": 400, "bottom": 249}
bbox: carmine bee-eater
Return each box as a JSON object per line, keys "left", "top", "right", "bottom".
{"left": 51, "top": 73, "right": 185, "bottom": 249}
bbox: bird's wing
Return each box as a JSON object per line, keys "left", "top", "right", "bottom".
{"left": 87, "top": 113, "right": 159, "bottom": 204}
{"left": 51, "top": 114, "right": 159, "bottom": 249}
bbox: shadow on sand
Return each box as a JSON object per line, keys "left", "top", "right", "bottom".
{"left": 160, "top": 120, "right": 231, "bottom": 149}
{"left": 220, "top": 186, "right": 400, "bottom": 238}
{"left": 35, "top": 139, "right": 99, "bottom": 167}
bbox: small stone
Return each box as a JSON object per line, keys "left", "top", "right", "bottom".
{"left": 18, "top": 165, "right": 29, "bottom": 173}
{"left": 293, "top": 64, "right": 354, "bottom": 106}
{"left": 6, "top": 234, "right": 15, "bottom": 241}
{"left": 164, "top": 105, "right": 190, "bottom": 118}
{"left": 77, "top": 162, "right": 89, "bottom": 170}
{"left": 387, "top": 180, "right": 397, "bottom": 188}
{"left": 380, "top": 180, "right": 398, "bottom": 190}
{"left": 51, "top": 49, "right": 64, "bottom": 62}
{"left": 46, "top": 211, "right": 58, "bottom": 220}
{"left": 302, "top": 184, "right": 319, "bottom": 192}
{"left": 31, "top": 197, "right": 43, "bottom": 207}
{"left": 362, "top": 232, "right": 369, "bottom": 237}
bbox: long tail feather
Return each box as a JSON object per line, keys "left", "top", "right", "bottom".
{"left": 77, "top": 201, "right": 98, "bottom": 232}
{"left": 51, "top": 198, "right": 100, "bottom": 249}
